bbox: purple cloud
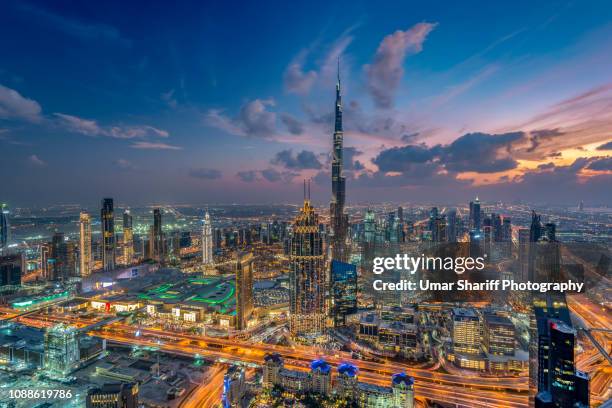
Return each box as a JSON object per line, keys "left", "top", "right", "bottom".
{"left": 365, "top": 22, "right": 437, "bottom": 108}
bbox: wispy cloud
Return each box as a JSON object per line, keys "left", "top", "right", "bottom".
{"left": 113, "top": 158, "right": 135, "bottom": 170}
{"left": 365, "top": 22, "right": 437, "bottom": 108}
{"left": 130, "top": 141, "right": 182, "bottom": 150}
{"left": 0, "top": 84, "right": 43, "bottom": 122}
{"left": 27, "top": 154, "right": 46, "bottom": 167}
{"left": 189, "top": 168, "right": 222, "bottom": 179}
{"left": 205, "top": 99, "right": 277, "bottom": 138}
{"left": 16, "top": 2, "right": 131, "bottom": 46}
{"left": 54, "top": 113, "right": 169, "bottom": 139}
{"left": 283, "top": 28, "right": 354, "bottom": 95}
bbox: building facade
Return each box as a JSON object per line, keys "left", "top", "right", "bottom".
{"left": 79, "top": 212, "right": 92, "bottom": 277}
{"left": 289, "top": 196, "right": 326, "bottom": 337}
{"left": 101, "top": 198, "right": 116, "bottom": 271}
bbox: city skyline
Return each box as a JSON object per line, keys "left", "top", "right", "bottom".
{"left": 1, "top": 0, "right": 612, "bottom": 206}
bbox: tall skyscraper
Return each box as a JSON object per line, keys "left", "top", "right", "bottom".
{"left": 235, "top": 252, "right": 254, "bottom": 331}
{"left": 48, "top": 232, "right": 76, "bottom": 280}
{"left": 330, "top": 61, "right": 348, "bottom": 262}
{"left": 152, "top": 208, "right": 163, "bottom": 261}
{"left": 0, "top": 203, "right": 9, "bottom": 251}
{"left": 101, "top": 198, "right": 116, "bottom": 271}
{"left": 122, "top": 209, "right": 134, "bottom": 265}
{"left": 289, "top": 190, "right": 326, "bottom": 337}
{"left": 331, "top": 260, "right": 358, "bottom": 327}
{"left": 469, "top": 197, "right": 482, "bottom": 231}
{"left": 44, "top": 324, "right": 80, "bottom": 377}
{"left": 79, "top": 212, "right": 92, "bottom": 277}
{"left": 202, "top": 211, "right": 213, "bottom": 266}
{"left": 0, "top": 253, "right": 23, "bottom": 287}
{"left": 446, "top": 208, "right": 457, "bottom": 243}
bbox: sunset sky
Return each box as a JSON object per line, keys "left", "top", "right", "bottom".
{"left": 1, "top": 0, "right": 611, "bottom": 206}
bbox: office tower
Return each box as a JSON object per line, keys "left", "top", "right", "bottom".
{"left": 469, "top": 197, "right": 481, "bottom": 230}
{"left": 0, "top": 203, "right": 9, "bottom": 251}
{"left": 152, "top": 208, "right": 163, "bottom": 261}
{"left": 428, "top": 207, "right": 439, "bottom": 232}
{"left": 578, "top": 200, "right": 584, "bottom": 211}
{"left": 235, "top": 252, "right": 254, "bottom": 330}
{"left": 534, "top": 317, "right": 588, "bottom": 408}
{"left": 544, "top": 223, "right": 556, "bottom": 241}
{"left": 391, "top": 373, "right": 415, "bottom": 408}
{"left": 101, "top": 198, "right": 116, "bottom": 271}
{"left": 330, "top": 62, "right": 349, "bottom": 262}
{"left": 79, "top": 212, "right": 92, "bottom": 277}
{"left": 397, "top": 206, "right": 404, "bottom": 223}
{"left": 222, "top": 366, "right": 246, "bottom": 408}
{"left": 202, "top": 211, "right": 213, "bottom": 266}
{"left": 44, "top": 324, "right": 80, "bottom": 377}
{"left": 122, "top": 209, "right": 134, "bottom": 265}
{"left": 310, "top": 359, "right": 332, "bottom": 396}
{"left": 363, "top": 209, "right": 376, "bottom": 243}
{"left": 289, "top": 191, "right": 326, "bottom": 337}
{"left": 483, "top": 314, "right": 515, "bottom": 356}
{"left": 262, "top": 353, "right": 283, "bottom": 388}
{"left": 527, "top": 211, "right": 543, "bottom": 281}
{"left": 468, "top": 229, "right": 483, "bottom": 258}
{"left": 40, "top": 242, "right": 52, "bottom": 280}
{"left": 518, "top": 228, "right": 530, "bottom": 281}
{"left": 49, "top": 232, "right": 76, "bottom": 280}
{"left": 0, "top": 253, "right": 23, "bottom": 287}
{"left": 492, "top": 214, "right": 503, "bottom": 242}
{"left": 446, "top": 208, "right": 457, "bottom": 243}
{"left": 432, "top": 215, "right": 446, "bottom": 243}
{"left": 86, "top": 383, "right": 139, "bottom": 408}
{"left": 331, "top": 260, "right": 358, "bottom": 327}
{"left": 502, "top": 217, "right": 512, "bottom": 241}
{"left": 530, "top": 211, "right": 543, "bottom": 242}
{"left": 452, "top": 308, "right": 480, "bottom": 354}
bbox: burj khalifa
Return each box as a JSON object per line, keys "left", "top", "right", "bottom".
{"left": 330, "top": 61, "right": 349, "bottom": 262}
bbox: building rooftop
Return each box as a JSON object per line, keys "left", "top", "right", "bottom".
{"left": 310, "top": 359, "right": 330, "bottom": 375}
{"left": 484, "top": 313, "right": 514, "bottom": 327}
{"left": 452, "top": 308, "right": 477, "bottom": 318}
{"left": 337, "top": 363, "right": 358, "bottom": 378}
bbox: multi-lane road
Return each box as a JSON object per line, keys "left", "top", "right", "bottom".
{"left": 12, "top": 311, "right": 529, "bottom": 407}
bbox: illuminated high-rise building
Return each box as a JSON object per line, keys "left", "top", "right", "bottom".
{"left": 483, "top": 314, "right": 515, "bottom": 356}
{"left": 0, "top": 253, "right": 23, "bottom": 287}
{"left": 79, "top": 212, "right": 92, "bottom": 277}
{"left": 122, "top": 209, "right": 134, "bottom": 265}
{"left": 469, "top": 197, "right": 481, "bottom": 230}
{"left": 152, "top": 208, "right": 163, "bottom": 261}
{"left": 452, "top": 308, "right": 480, "bottom": 354}
{"left": 331, "top": 260, "right": 357, "bottom": 327}
{"left": 289, "top": 187, "right": 326, "bottom": 337}
{"left": 392, "top": 373, "right": 415, "bottom": 408}
{"left": 363, "top": 209, "right": 376, "bottom": 244}
{"left": 235, "top": 252, "right": 254, "bottom": 330}
{"left": 101, "top": 198, "right": 116, "bottom": 271}
{"left": 0, "top": 203, "right": 9, "bottom": 251}
{"left": 202, "top": 211, "right": 213, "bottom": 266}
{"left": 330, "top": 61, "right": 348, "bottom": 262}
{"left": 44, "top": 324, "right": 80, "bottom": 377}
{"left": 86, "top": 383, "right": 139, "bottom": 408}
{"left": 446, "top": 208, "right": 457, "bottom": 242}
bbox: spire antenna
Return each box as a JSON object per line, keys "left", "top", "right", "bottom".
{"left": 308, "top": 179, "right": 311, "bottom": 200}
{"left": 303, "top": 179, "right": 306, "bottom": 201}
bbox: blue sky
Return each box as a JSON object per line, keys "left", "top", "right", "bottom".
{"left": 1, "top": 0, "right": 611, "bottom": 206}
